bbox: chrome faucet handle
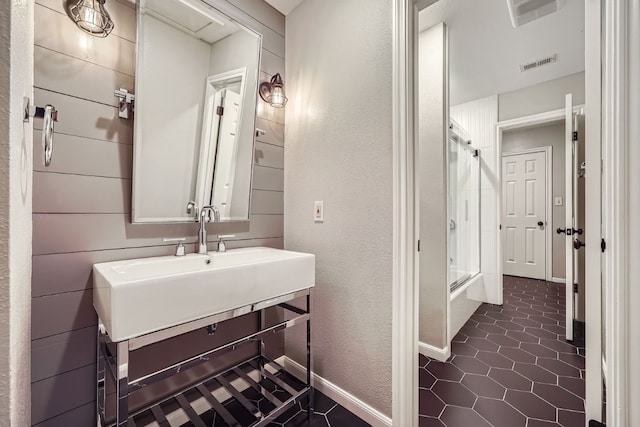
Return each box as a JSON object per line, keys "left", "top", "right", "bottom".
{"left": 163, "top": 238, "right": 186, "bottom": 256}
{"left": 216, "top": 235, "right": 235, "bottom": 253}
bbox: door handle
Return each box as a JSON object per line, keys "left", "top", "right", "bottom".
{"left": 573, "top": 239, "right": 585, "bottom": 250}
{"left": 537, "top": 221, "right": 544, "bottom": 229}
{"left": 557, "top": 227, "right": 582, "bottom": 236}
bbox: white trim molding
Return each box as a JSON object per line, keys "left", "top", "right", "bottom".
{"left": 392, "top": 1, "right": 419, "bottom": 426}
{"left": 279, "top": 357, "right": 392, "bottom": 427}
{"left": 584, "top": 0, "right": 604, "bottom": 423}
{"left": 550, "top": 277, "right": 566, "bottom": 284}
{"left": 601, "top": 0, "right": 640, "bottom": 424}
{"left": 418, "top": 342, "right": 450, "bottom": 362}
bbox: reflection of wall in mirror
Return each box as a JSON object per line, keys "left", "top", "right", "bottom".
{"left": 208, "top": 30, "right": 260, "bottom": 220}
{"left": 136, "top": 13, "right": 211, "bottom": 221}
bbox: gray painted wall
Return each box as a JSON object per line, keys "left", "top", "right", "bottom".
{"left": 502, "top": 122, "right": 566, "bottom": 279}
{"left": 284, "top": 0, "right": 394, "bottom": 416}
{"left": 1, "top": 0, "right": 33, "bottom": 425}
{"left": 498, "top": 72, "right": 585, "bottom": 121}
{"left": 31, "top": 1, "right": 285, "bottom": 425}
{"left": 418, "top": 24, "right": 449, "bottom": 350}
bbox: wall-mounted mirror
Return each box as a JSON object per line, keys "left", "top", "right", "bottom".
{"left": 132, "top": 0, "right": 262, "bottom": 223}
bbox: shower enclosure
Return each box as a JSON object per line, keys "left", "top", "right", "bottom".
{"left": 448, "top": 121, "right": 480, "bottom": 292}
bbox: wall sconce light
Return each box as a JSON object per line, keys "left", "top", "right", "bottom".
{"left": 259, "top": 73, "right": 288, "bottom": 108}
{"left": 68, "top": 0, "right": 114, "bottom": 38}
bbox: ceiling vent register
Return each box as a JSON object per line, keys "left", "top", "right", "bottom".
{"left": 507, "top": 0, "right": 563, "bottom": 27}
{"left": 520, "top": 54, "right": 557, "bottom": 72}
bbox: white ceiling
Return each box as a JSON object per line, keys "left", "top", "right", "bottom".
{"left": 419, "top": 0, "right": 585, "bottom": 106}
{"left": 265, "top": 0, "right": 303, "bottom": 16}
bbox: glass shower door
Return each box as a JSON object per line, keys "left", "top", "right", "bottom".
{"left": 448, "top": 122, "right": 480, "bottom": 291}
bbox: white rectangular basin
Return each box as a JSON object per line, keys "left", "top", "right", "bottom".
{"left": 93, "top": 247, "right": 315, "bottom": 342}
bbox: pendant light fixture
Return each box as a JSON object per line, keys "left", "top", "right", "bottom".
{"left": 69, "top": 0, "right": 115, "bottom": 38}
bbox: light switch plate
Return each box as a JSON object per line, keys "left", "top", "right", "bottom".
{"left": 554, "top": 196, "right": 563, "bottom": 206}
{"left": 314, "top": 201, "right": 324, "bottom": 222}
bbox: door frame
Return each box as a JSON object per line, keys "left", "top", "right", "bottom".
{"left": 501, "top": 146, "right": 553, "bottom": 282}
{"left": 393, "top": 1, "right": 608, "bottom": 426}
{"left": 600, "top": 0, "right": 639, "bottom": 424}
{"left": 496, "top": 107, "right": 584, "bottom": 286}
{"left": 391, "top": 1, "right": 420, "bottom": 426}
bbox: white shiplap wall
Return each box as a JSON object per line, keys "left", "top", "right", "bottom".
{"left": 30, "top": 1, "right": 285, "bottom": 425}
{"left": 451, "top": 95, "right": 500, "bottom": 305}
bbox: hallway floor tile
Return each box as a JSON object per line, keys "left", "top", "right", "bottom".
{"left": 419, "top": 276, "right": 585, "bottom": 427}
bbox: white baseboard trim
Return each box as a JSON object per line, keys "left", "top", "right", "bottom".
{"left": 550, "top": 277, "right": 566, "bottom": 284}
{"left": 277, "top": 356, "right": 392, "bottom": 427}
{"left": 418, "top": 341, "right": 450, "bottom": 362}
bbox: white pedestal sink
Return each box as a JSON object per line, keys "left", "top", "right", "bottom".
{"left": 93, "top": 247, "right": 315, "bottom": 342}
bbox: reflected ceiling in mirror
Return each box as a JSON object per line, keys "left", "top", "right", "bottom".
{"left": 132, "top": 0, "right": 262, "bottom": 223}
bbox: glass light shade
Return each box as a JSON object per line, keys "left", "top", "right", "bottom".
{"left": 69, "top": 0, "right": 114, "bottom": 38}
{"left": 259, "top": 73, "right": 288, "bottom": 108}
{"left": 267, "top": 86, "right": 287, "bottom": 108}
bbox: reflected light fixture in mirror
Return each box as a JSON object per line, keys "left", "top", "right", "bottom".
{"left": 68, "top": 0, "right": 114, "bottom": 37}
{"left": 259, "top": 73, "right": 288, "bottom": 108}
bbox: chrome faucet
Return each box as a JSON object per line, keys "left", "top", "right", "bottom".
{"left": 198, "top": 205, "right": 220, "bottom": 254}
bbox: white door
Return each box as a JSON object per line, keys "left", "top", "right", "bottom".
{"left": 211, "top": 89, "right": 242, "bottom": 217}
{"left": 502, "top": 151, "right": 547, "bottom": 279}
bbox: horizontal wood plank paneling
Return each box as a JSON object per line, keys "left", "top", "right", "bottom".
{"left": 31, "top": 327, "right": 97, "bottom": 383}
{"left": 253, "top": 166, "right": 284, "bottom": 192}
{"left": 35, "top": 4, "right": 135, "bottom": 76}
{"left": 255, "top": 117, "right": 285, "bottom": 147}
{"left": 31, "top": 364, "right": 97, "bottom": 425}
{"left": 33, "top": 214, "right": 283, "bottom": 255}
{"left": 34, "top": 89, "right": 133, "bottom": 144}
{"left": 34, "top": 174, "right": 280, "bottom": 216}
{"left": 33, "top": 173, "right": 131, "bottom": 214}
{"left": 255, "top": 142, "right": 284, "bottom": 169}
{"left": 251, "top": 190, "right": 284, "bottom": 215}
{"left": 35, "top": 46, "right": 135, "bottom": 108}
{"left": 32, "top": 290, "right": 97, "bottom": 341}
{"left": 33, "top": 131, "right": 132, "bottom": 178}
{"left": 31, "top": 1, "right": 285, "bottom": 424}
{"left": 260, "top": 49, "right": 286, "bottom": 79}
{"left": 33, "top": 402, "right": 95, "bottom": 427}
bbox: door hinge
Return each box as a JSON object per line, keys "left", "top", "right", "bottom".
{"left": 417, "top": 240, "right": 420, "bottom": 252}
{"left": 572, "top": 131, "right": 578, "bottom": 141}
{"left": 601, "top": 238, "right": 606, "bottom": 253}
{"left": 216, "top": 106, "right": 224, "bottom": 116}
{"left": 573, "top": 283, "right": 579, "bottom": 293}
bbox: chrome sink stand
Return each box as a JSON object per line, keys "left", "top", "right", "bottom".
{"left": 96, "top": 289, "right": 313, "bottom": 426}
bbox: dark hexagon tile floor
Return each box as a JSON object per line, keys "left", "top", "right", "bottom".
{"left": 419, "top": 276, "right": 586, "bottom": 427}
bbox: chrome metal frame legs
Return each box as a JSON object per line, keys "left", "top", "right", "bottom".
{"left": 96, "top": 289, "right": 312, "bottom": 426}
